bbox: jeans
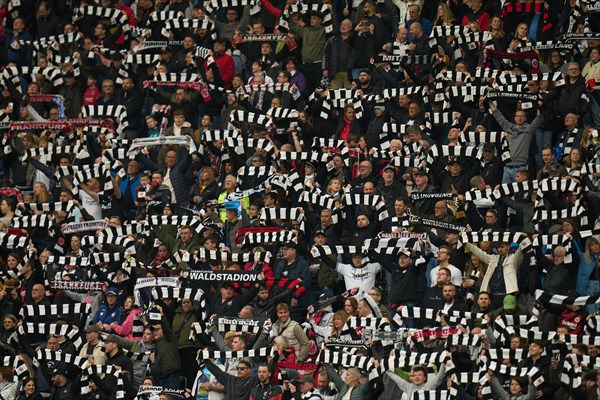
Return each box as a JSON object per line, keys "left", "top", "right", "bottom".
{"left": 157, "top": 372, "right": 182, "bottom": 390}
{"left": 591, "top": 95, "right": 600, "bottom": 128}
{"left": 586, "top": 280, "right": 600, "bottom": 315}
{"left": 502, "top": 164, "right": 527, "bottom": 184}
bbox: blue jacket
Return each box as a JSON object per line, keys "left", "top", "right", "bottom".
{"left": 6, "top": 31, "right": 33, "bottom": 65}
{"left": 576, "top": 243, "right": 599, "bottom": 295}
{"left": 92, "top": 302, "right": 123, "bottom": 325}
{"left": 116, "top": 172, "right": 142, "bottom": 201}
{"left": 274, "top": 255, "right": 313, "bottom": 309}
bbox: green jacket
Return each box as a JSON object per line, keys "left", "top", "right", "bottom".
{"left": 152, "top": 315, "right": 181, "bottom": 377}
{"left": 172, "top": 305, "right": 199, "bottom": 350}
{"left": 317, "top": 257, "right": 338, "bottom": 290}
{"left": 153, "top": 226, "right": 202, "bottom": 254}
{"left": 289, "top": 23, "right": 326, "bottom": 63}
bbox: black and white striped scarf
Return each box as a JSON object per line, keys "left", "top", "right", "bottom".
{"left": 225, "top": 137, "right": 274, "bottom": 155}
{"left": 342, "top": 193, "right": 389, "bottom": 221}
{"left": 198, "top": 347, "right": 272, "bottom": 361}
{"left": 80, "top": 365, "right": 126, "bottom": 399}
{"left": 241, "top": 230, "right": 296, "bottom": 246}
{"left": 534, "top": 289, "right": 600, "bottom": 306}
{"left": 81, "top": 235, "right": 136, "bottom": 252}
{"left": 81, "top": 105, "right": 129, "bottom": 133}
{"left": 215, "top": 316, "right": 267, "bottom": 334}
{"left": 73, "top": 6, "right": 131, "bottom": 33}
{"left": 229, "top": 110, "right": 274, "bottom": 128}
{"left": 278, "top": 3, "right": 333, "bottom": 34}
{"left": 19, "top": 303, "right": 92, "bottom": 320}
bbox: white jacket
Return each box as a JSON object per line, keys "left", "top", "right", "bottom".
{"left": 466, "top": 243, "right": 524, "bottom": 294}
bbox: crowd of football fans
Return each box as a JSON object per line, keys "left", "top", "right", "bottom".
{"left": 0, "top": 0, "right": 599, "bottom": 399}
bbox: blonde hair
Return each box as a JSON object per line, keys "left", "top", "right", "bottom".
{"left": 330, "top": 310, "right": 349, "bottom": 336}
{"left": 33, "top": 182, "right": 50, "bottom": 203}
{"left": 273, "top": 335, "right": 289, "bottom": 350}
{"left": 433, "top": 3, "right": 454, "bottom": 26}
{"left": 488, "top": 16, "right": 504, "bottom": 38}
{"left": 584, "top": 236, "right": 600, "bottom": 264}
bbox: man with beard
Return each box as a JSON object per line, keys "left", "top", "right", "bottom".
{"left": 347, "top": 212, "right": 378, "bottom": 246}
{"left": 377, "top": 165, "right": 407, "bottom": 212}
{"left": 249, "top": 363, "right": 282, "bottom": 400}
{"left": 422, "top": 267, "right": 452, "bottom": 325}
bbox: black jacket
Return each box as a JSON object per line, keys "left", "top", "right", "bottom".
{"left": 205, "top": 361, "right": 258, "bottom": 400}
{"left": 121, "top": 88, "right": 143, "bottom": 130}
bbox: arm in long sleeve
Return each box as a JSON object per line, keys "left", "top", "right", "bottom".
{"left": 29, "top": 158, "right": 55, "bottom": 179}
{"left": 491, "top": 108, "right": 513, "bottom": 132}
{"left": 384, "top": 370, "right": 414, "bottom": 393}
{"left": 529, "top": 113, "right": 543, "bottom": 132}
{"left": 422, "top": 363, "right": 446, "bottom": 390}
{"left": 367, "top": 251, "right": 397, "bottom": 273}
{"left": 62, "top": 290, "right": 88, "bottom": 302}
{"left": 160, "top": 314, "right": 177, "bottom": 342}
{"left": 152, "top": 226, "right": 179, "bottom": 252}
{"left": 251, "top": 330, "right": 269, "bottom": 350}
{"left": 237, "top": 284, "right": 259, "bottom": 308}
{"left": 210, "top": 324, "right": 227, "bottom": 351}
{"left": 292, "top": 323, "right": 310, "bottom": 361}
{"left": 259, "top": 0, "right": 282, "bottom": 18}
{"left": 489, "top": 375, "right": 510, "bottom": 400}
{"left": 324, "top": 364, "right": 348, "bottom": 393}
{"left": 205, "top": 360, "right": 232, "bottom": 387}
{"left": 137, "top": 154, "right": 160, "bottom": 172}
{"left": 465, "top": 243, "right": 492, "bottom": 264}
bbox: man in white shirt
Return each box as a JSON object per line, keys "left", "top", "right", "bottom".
{"left": 79, "top": 177, "right": 103, "bottom": 220}
{"left": 429, "top": 245, "right": 463, "bottom": 287}
{"left": 336, "top": 253, "right": 382, "bottom": 292}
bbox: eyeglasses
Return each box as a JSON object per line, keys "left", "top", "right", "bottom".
{"left": 237, "top": 367, "right": 248, "bottom": 371}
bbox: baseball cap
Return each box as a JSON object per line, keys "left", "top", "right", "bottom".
{"left": 503, "top": 294, "right": 517, "bottom": 310}
{"left": 224, "top": 331, "right": 238, "bottom": 340}
{"left": 84, "top": 325, "right": 100, "bottom": 333}
{"left": 105, "top": 287, "right": 118, "bottom": 296}
{"left": 282, "top": 242, "right": 298, "bottom": 251}
{"left": 51, "top": 368, "right": 68, "bottom": 376}
{"left": 104, "top": 334, "right": 120, "bottom": 344}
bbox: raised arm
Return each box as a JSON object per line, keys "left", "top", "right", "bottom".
{"left": 489, "top": 375, "right": 510, "bottom": 400}
{"left": 324, "top": 363, "right": 348, "bottom": 393}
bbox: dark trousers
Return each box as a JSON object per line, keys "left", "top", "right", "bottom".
{"left": 301, "top": 62, "right": 323, "bottom": 93}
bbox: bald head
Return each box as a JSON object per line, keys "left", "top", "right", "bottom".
{"left": 410, "top": 22, "right": 423, "bottom": 39}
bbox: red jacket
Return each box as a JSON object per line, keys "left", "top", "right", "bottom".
{"left": 205, "top": 53, "right": 235, "bottom": 89}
